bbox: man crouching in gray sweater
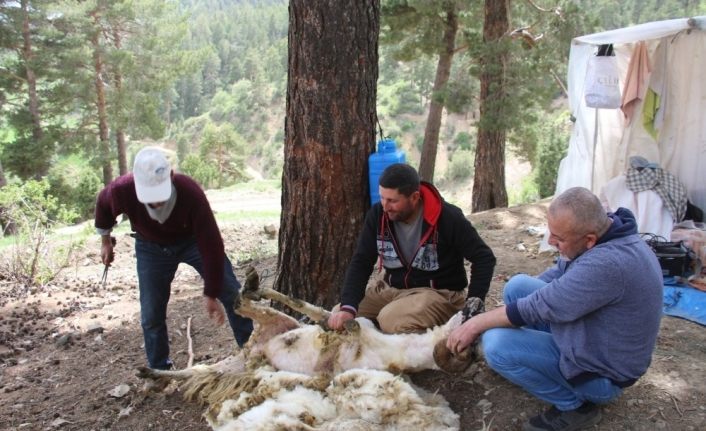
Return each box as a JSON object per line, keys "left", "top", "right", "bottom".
{"left": 446, "top": 186, "right": 663, "bottom": 431}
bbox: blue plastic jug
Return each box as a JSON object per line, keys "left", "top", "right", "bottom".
{"left": 368, "top": 138, "right": 406, "bottom": 205}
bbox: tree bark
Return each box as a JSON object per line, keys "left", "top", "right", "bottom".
{"left": 91, "top": 11, "right": 112, "bottom": 185}
{"left": 0, "top": 159, "right": 14, "bottom": 236}
{"left": 418, "top": 5, "right": 457, "bottom": 183}
{"left": 472, "top": 0, "right": 509, "bottom": 212}
{"left": 21, "top": 0, "right": 45, "bottom": 179}
{"left": 113, "top": 28, "right": 128, "bottom": 176}
{"left": 275, "top": 0, "right": 379, "bottom": 307}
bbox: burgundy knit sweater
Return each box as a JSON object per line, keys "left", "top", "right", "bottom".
{"left": 95, "top": 173, "right": 225, "bottom": 298}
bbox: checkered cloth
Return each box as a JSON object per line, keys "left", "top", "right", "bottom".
{"left": 625, "top": 166, "right": 687, "bottom": 222}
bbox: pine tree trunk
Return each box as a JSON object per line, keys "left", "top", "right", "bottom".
{"left": 0, "top": 160, "right": 14, "bottom": 236}
{"left": 91, "top": 11, "right": 112, "bottom": 185}
{"left": 113, "top": 30, "right": 128, "bottom": 176}
{"left": 275, "top": 0, "right": 380, "bottom": 307}
{"left": 472, "top": 0, "right": 509, "bottom": 212}
{"left": 116, "top": 130, "right": 127, "bottom": 174}
{"left": 418, "top": 6, "right": 457, "bottom": 183}
{"left": 21, "top": 0, "right": 45, "bottom": 179}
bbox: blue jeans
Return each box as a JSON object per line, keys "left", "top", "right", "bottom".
{"left": 135, "top": 236, "right": 253, "bottom": 369}
{"left": 481, "top": 274, "right": 623, "bottom": 411}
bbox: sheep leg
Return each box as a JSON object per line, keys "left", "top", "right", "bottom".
{"left": 259, "top": 287, "right": 331, "bottom": 322}
{"left": 434, "top": 297, "right": 486, "bottom": 373}
{"left": 136, "top": 366, "right": 199, "bottom": 381}
{"left": 136, "top": 354, "right": 247, "bottom": 381}
{"left": 240, "top": 265, "right": 331, "bottom": 323}
{"left": 236, "top": 297, "right": 302, "bottom": 342}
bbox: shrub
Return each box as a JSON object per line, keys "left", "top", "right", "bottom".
{"left": 47, "top": 155, "right": 102, "bottom": 221}
{"left": 508, "top": 176, "right": 540, "bottom": 206}
{"left": 534, "top": 112, "right": 570, "bottom": 198}
{"left": 453, "top": 131, "right": 475, "bottom": 152}
{"left": 446, "top": 150, "right": 474, "bottom": 180}
{"left": 0, "top": 179, "right": 83, "bottom": 287}
{"left": 180, "top": 154, "right": 218, "bottom": 189}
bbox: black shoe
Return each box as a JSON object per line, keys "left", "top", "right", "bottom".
{"left": 523, "top": 402, "right": 602, "bottom": 431}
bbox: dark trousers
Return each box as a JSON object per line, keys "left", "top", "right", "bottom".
{"left": 135, "top": 236, "right": 253, "bottom": 369}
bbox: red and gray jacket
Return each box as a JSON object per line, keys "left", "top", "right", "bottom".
{"left": 340, "top": 182, "right": 496, "bottom": 313}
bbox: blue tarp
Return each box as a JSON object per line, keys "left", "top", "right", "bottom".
{"left": 663, "top": 278, "right": 706, "bottom": 326}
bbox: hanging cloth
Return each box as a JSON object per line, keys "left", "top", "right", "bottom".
{"left": 620, "top": 41, "right": 651, "bottom": 123}
{"left": 625, "top": 156, "right": 687, "bottom": 222}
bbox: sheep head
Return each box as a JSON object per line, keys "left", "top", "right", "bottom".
{"left": 433, "top": 297, "right": 485, "bottom": 373}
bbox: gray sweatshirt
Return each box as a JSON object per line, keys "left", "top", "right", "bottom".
{"left": 506, "top": 209, "right": 663, "bottom": 386}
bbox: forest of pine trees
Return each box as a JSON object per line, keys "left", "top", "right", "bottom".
{"left": 1, "top": 0, "right": 703, "bottom": 226}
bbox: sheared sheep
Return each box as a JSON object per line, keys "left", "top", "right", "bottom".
{"left": 137, "top": 266, "right": 482, "bottom": 430}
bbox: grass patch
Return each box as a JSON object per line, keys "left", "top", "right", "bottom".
{"left": 219, "top": 179, "right": 281, "bottom": 194}
{"left": 215, "top": 209, "right": 280, "bottom": 224}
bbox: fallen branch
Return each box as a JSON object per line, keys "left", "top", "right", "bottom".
{"left": 668, "top": 392, "right": 683, "bottom": 417}
{"left": 186, "top": 316, "right": 194, "bottom": 368}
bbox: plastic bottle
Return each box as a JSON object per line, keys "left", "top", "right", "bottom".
{"left": 368, "top": 138, "right": 406, "bottom": 205}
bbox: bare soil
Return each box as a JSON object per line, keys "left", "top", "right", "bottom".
{"left": 1, "top": 191, "right": 705, "bottom": 431}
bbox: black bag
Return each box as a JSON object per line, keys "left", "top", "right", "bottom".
{"left": 642, "top": 234, "right": 695, "bottom": 277}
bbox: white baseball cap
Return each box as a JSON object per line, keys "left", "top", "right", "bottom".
{"left": 133, "top": 147, "right": 172, "bottom": 203}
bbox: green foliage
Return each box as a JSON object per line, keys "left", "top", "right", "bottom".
{"left": 194, "top": 121, "right": 248, "bottom": 188}
{"left": 47, "top": 155, "right": 103, "bottom": 220}
{"left": 534, "top": 111, "right": 571, "bottom": 198}
{"left": 0, "top": 179, "right": 78, "bottom": 229}
{"left": 3, "top": 0, "right": 697, "bottom": 223}
{"left": 0, "top": 179, "right": 83, "bottom": 286}
{"left": 453, "top": 131, "right": 475, "bottom": 152}
{"left": 180, "top": 153, "right": 218, "bottom": 188}
{"left": 581, "top": 0, "right": 706, "bottom": 30}
{"left": 378, "top": 78, "right": 424, "bottom": 117}
{"left": 508, "top": 176, "right": 540, "bottom": 206}
{"left": 446, "top": 149, "right": 474, "bottom": 180}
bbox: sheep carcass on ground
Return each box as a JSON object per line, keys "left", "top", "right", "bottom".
{"left": 137, "top": 267, "right": 481, "bottom": 430}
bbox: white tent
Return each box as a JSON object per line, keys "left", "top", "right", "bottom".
{"left": 555, "top": 17, "right": 706, "bottom": 214}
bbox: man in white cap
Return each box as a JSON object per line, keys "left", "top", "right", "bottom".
{"left": 94, "top": 146, "right": 253, "bottom": 370}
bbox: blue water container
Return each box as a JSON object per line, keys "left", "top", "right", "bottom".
{"left": 368, "top": 138, "right": 406, "bottom": 205}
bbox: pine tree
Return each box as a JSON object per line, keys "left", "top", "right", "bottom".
{"left": 275, "top": 0, "right": 380, "bottom": 307}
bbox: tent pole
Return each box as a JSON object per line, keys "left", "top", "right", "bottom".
{"left": 591, "top": 108, "right": 598, "bottom": 192}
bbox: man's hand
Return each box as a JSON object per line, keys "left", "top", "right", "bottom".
{"left": 204, "top": 296, "right": 225, "bottom": 326}
{"left": 446, "top": 318, "right": 481, "bottom": 355}
{"left": 447, "top": 305, "right": 512, "bottom": 355}
{"left": 327, "top": 310, "right": 355, "bottom": 331}
{"left": 100, "top": 235, "right": 115, "bottom": 266}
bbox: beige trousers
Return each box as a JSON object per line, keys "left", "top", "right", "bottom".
{"left": 355, "top": 279, "right": 465, "bottom": 334}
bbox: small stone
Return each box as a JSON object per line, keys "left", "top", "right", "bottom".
{"left": 263, "top": 224, "right": 278, "bottom": 238}
{"left": 55, "top": 334, "right": 72, "bottom": 347}
{"left": 86, "top": 323, "right": 104, "bottom": 335}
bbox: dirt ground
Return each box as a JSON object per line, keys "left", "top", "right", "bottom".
{"left": 1, "top": 193, "right": 705, "bottom": 431}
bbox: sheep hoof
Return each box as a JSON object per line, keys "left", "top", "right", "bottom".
{"left": 343, "top": 319, "right": 360, "bottom": 334}
{"left": 242, "top": 266, "right": 262, "bottom": 299}
{"left": 433, "top": 339, "right": 475, "bottom": 373}
{"left": 136, "top": 366, "right": 156, "bottom": 379}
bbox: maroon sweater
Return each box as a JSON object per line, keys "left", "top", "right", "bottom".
{"left": 95, "top": 173, "right": 225, "bottom": 298}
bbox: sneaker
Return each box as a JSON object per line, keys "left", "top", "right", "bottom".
{"left": 523, "top": 402, "right": 602, "bottom": 431}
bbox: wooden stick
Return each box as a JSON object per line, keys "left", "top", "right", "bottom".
{"left": 668, "top": 392, "right": 683, "bottom": 417}
{"left": 186, "top": 316, "right": 194, "bottom": 368}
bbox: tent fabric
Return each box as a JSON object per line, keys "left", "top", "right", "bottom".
{"left": 555, "top": 16, "right": 706, "bottom": 224}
